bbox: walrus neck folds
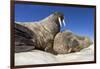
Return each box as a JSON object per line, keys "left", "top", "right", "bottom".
{"left": 40, "top": 13, "right": 64, "bottom": 36}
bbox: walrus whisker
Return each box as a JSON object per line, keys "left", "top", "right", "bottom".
{"left": 58, "top": 17, "right": 62, "bottom": 28}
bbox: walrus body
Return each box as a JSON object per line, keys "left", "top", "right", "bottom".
{"left": 15, "top": 12, "right": 64, "bottom": 54}
{"left": 53, "top": 31, "right": 92, "bottom": 54}
{"left": 15, "top": 12, "right": 92, "bottom": 54}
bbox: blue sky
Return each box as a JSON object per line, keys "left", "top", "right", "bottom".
{"left": 15, "top": 4, "right": 95, "bottom": 40}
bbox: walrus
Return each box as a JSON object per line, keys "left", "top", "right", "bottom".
{"left": 15, "top": 23, "right": 37, "bottom": 52}
{"left": 15, "top": 12, "right": 65, "bottom": 54}
{"left": 53, "top": 31, "right": 92, "bottom": 54}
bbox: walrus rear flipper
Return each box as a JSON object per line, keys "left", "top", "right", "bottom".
{"left": 15, "top": 23, "right": 36, "bottom": 53}
{"left": 15, "top": 23, "right": 33, "bottom": 39}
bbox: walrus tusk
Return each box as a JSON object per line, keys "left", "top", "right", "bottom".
{"left": 63, "top": 19, "right": 66, "bottom": 27}
{"left": 58, "top": 17, "right": 62, "bottom": 27}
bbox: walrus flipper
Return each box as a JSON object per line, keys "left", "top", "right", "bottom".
{"left": 15, "top": 23, "right": 36, "bottom": 53}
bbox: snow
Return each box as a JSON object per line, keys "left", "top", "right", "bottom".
{"left": 15, "top": 44, "right": 94, "bottom": 65}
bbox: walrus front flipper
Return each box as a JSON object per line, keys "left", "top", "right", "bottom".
{"left": 15, "top": 23, "right": 36, "bottom": 53}
{"left": 44, "top": 42, "right": 57, "bottom": 55}
{"left": 15, "top": 46, "right": 35, "bottom": 53}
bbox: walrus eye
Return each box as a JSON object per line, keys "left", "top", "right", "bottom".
{"left": 58, "top": 17, "right": 62, "bottom": 27}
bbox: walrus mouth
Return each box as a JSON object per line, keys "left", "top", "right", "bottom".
{"left": 58, "top": 17, "right": 66, "bottom": 28}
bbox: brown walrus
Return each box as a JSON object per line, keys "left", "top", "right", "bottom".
{"left": 15, "top": 12, "right": 65, "bottom": 54}
{"left": 15, "top": 12, "right": 92, "bottom": 55}
{"left": 53, "top": 31, "right": 92, "bottom": 54}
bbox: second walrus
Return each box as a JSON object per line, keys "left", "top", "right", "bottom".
{"left": 53, "top": 31, "right": 93, "bottom": 54}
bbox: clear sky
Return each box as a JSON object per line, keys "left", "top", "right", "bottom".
{"left": 15, "top": 3, "right": 95, "bottom": 40}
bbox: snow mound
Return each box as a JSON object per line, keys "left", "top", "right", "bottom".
{"left": 15, "top": 44, "right": 94, "bottom": 65}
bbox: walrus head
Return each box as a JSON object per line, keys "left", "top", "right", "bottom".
{"left": 53, "top": 12, "right": 66, "bottom": 28}
{"left": 41, "top": 12, "right": 65, "bottom": 29}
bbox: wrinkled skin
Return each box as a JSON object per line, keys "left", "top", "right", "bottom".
{"left": 15, "top": 12, "right": 64, "bottom": 53}
{"left": 15, "top": 23, "right": 37, "bottom": 52}
{"left": 53, "top": 31, "right": 92, "bottom": 54}
{"left": 14, "top": 12, "right": 92, "bottom": 55}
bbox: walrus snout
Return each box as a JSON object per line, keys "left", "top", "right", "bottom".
{"left": 53, "top": 12, "right": 65, "bottom": 27}
{"left": 53, "top": 12, "right": 64, "bottom": 21}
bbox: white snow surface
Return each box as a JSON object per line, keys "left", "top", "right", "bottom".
{"left": 15, "top": 44, "right": 94, "bottom": 65}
